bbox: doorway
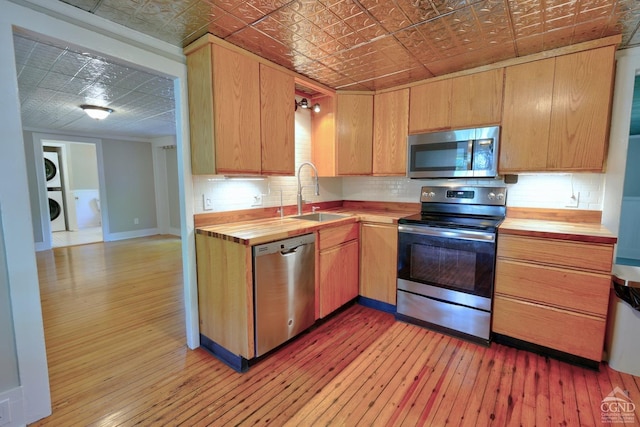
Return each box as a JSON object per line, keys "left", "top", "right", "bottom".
{"left": 42, "top": 139, "right": 103, "bottom": 248}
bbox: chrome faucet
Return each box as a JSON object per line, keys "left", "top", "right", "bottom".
{"left": 297, "top": 161, "right": 320, "bottom": 215}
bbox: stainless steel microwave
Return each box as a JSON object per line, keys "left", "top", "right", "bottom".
{"left": 407, "top": 126, "right": 500, "bottom": 179}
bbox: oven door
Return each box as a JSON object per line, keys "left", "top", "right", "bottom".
{"left": 397, "top": 224, "right": 496, "bottom": 311}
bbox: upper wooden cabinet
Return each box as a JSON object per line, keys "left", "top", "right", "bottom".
{"left": 408, "top": 79, "right": 451, "bottom": 133}
{"left": 336, "top": 93, "right": 374, "bottom": 175}
{"left": 500, "top": 46, "right": 615, "bottom": 173}
{"left": 373, "top": 89, "right": 409, "bottom": 176}
{"left": 311, "top": 95, "right": 337, "bottom": 177}
{"left": 186, "top": 43, "right": 294, "bottom": 175}
{"left": 409, "top": 68, "right": 503, "bottom": 133}
{"left": 260, "top": 64, "right": 295, "bottom": 175}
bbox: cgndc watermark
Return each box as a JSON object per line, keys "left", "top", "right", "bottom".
{"left": 601, "top": 387, "right": 636, "bottom": 424}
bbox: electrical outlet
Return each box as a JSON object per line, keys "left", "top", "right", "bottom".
{"left": 203, "top": 194, "right": 213, "bottom": 211}
{"left": 252, "top": 194, "right": 263, "bottom": 207}
{"left": 0, "top": 399, "right": 11, "bottom": 427}
{"left": 565, "top": 192, "right": 580, "bottom": 208}
{"left": 134, "top": 217, "right": 139, "bottom": 225}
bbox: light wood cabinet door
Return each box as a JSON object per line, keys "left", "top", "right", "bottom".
{"left": 260, "top": 64, "right": 295, "bottom": 175}
{"left": 196, "top": 234, "right": 253, "bottom": 358}
{"left": 373, "top": 89, "right": 409, "bottom": 176}
{"left": 186, "top": 44, "right": 216, "bottom": 175}
{"left": 450, "top": 68, "right": 503, "bottom": 128}
{"left": 212, "top": 45, "right": 261, "bottom": 175}
{"left": 359, "top": 223, "right": 397, "bottom": 305}
{"left": 319, "top": 239, "right": 359, "bottom": 318}
{"left": 548, "top": 46, "right": 615, "bottom": 171}
{"left": 409, "top": 79, "right": 451, "bottom": 133}
{"left": 493, "top": 295, "right": 606, "bottom": 362}
{"left": 336, "top": 93, "right": 373, "bottom": 175}
{"left": 500, "top": 58, "right": 554, "bottom": 172}
{"left": 311, "top": 95, "right": 336, "bottom": 177}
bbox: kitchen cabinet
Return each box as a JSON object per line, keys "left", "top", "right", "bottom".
{"left": 409, "top": 68, "right": 503, "bottom": 133}
{"left": 493, "top": 234, "right": 614, "bottom": 364}
{"left": 336, "top": 93, "right": 374, "bottom": 175}
{"left": 500, "top": 46, "right": 615, "bottom": 173}
{"left": 195, "top": 233, "right": 254, "bottom": 359}
{"left": 186, "top": 42, "right": 294, "bottom": 175}
{"left": 311, "top": 95, "right": 336, "bottom": 177}
{"left": 359, "top": 222, "right": 397, "bottom": 305}
{"left": 373, "top": 89, "right": 409, "bottom": 176}
{"left": 318, "top": 223, "right": 359, "bottom": 317}
{"left": 260, "top": 64, "right": 295, "bottom": 175}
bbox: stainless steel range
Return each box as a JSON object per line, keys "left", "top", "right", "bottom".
{"left": 396, "top": 185, "right": 506, "bottom": 344}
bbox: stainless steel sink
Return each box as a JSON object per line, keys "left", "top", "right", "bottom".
{"left": 292, "top": 213, "right": 347, "bottom": 222}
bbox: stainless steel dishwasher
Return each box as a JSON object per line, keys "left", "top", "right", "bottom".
{"left": 253, "top": 233, "right": 315, "bottom": 357}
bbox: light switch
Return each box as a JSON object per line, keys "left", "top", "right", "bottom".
{"left": 203, "top": 194, "right": 213, "bottom": 211}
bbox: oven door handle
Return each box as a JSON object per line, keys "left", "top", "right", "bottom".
{"left": 398, "top": 224, "right": 496, "bottom": 242}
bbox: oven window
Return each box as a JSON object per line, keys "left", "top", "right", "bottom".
{"left": 410, "top": 244, "right": 476, "bottom": 290}
{"left": 398, "top": 232, "right": 496, "bottom": 298}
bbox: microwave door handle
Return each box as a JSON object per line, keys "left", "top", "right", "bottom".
{"left": 467, "top": 140, "right": 473, "bottom": 170}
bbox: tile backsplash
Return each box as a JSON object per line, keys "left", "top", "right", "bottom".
{"left": 192, "top": 106, "right": 604, "bottom": 214}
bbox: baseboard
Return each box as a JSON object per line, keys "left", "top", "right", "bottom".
{"left": 34, "top": 241, "right": 48, "bottom": 252}
{"left": 104, "top": 228, "right": 159, "bottom": 242}
{"left": 0, "top": 387, "right": 26, "bottom": 427}
{"left": 357, "top": 296, "right": 396, "bottom": 314}
{"left": 167, "top": 227, "right": 181, "bottom": 237}
{"left": 200, "top": 334, "right": 249, "bottom": 373}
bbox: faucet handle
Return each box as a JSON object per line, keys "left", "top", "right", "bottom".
{"left": 312, "top": 206, "right": 320, "bottom": 213}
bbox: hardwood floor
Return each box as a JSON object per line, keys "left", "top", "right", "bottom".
{"left": 34, "top": 236, "right": 640, "bottom": 426}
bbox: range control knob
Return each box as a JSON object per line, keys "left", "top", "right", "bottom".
{"left": 497, "top": 193, "right": 505, "bottom": 201}
{"left": 488, "top": 192, "right": 496, "bottom": 200}
{"left": 429, "top": 191, "right": 436, "bottom": 198}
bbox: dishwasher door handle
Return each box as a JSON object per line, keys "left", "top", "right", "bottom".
{"left": 280, "top": 244, "right": 307, "bottom": 256}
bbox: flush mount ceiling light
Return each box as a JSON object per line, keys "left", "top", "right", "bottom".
{"left": 80, "top": 104, "right": 114, "bottom": 120}
{"left": 295, "top": 98, "right": 320, "bottom": 113}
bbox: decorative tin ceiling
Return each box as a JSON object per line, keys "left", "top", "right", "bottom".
{"left": 13, "top": 33, "right": 176, "bottom": 138}
{"left": 56, "top": 0, "right": 640, "bottom": 91}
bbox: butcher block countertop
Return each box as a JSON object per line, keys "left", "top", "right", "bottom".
{"left": 196, "top": 208, "right": 413, "bottom": 246}
{"left": 499, "top": 217, "right": 617, "bottom": 244}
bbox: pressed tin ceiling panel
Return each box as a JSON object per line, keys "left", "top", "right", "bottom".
{"left": 55, "top": 0, "right": 640, "bottom": 91}
{"left": 13, "top": 33, "right": 176, "bottom": 138}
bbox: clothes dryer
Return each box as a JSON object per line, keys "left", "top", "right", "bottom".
{"left": 43, "top": 151, "right": 61, "bottom": 188}
{"left": 48, "top": 190, "right": 66, "bottom": 232}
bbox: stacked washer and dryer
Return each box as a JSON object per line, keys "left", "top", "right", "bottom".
{"left": 43, "top": 150, "right": 66, "bottom": 232}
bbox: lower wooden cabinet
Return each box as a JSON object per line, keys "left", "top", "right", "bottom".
{"left": 196, "top": 233, "right": 253, "bottom": 359}
{"left": 359, "top": 222, "right": 397, "bottom": 305}
{"left": 493, "top": 234, "right": 614, "bottom": 363}
{"left": 318, "top": 223, "right": 359, "bottom": 318}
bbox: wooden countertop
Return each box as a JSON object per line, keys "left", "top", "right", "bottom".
{"left": 196, "top": 208, "right": 414, "bottom": 246}
{"left": 499, "top": 218, "right": 617, "bottom": 244}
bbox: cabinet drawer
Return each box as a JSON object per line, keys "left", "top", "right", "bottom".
{"left": 497, "top": 234, "right": 613, "bottom": 272}
{"left": 493, "top": 295, "right": 606, "bottom": 362}
{"left": 495, "top": 259, "right": 610, "bottom": 316}
{"left": 319, "top": 223, "right": 359, "bottom": 250}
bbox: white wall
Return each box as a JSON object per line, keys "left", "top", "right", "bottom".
{"left": 0, "top": 1, "right": 196, "bottom": 424}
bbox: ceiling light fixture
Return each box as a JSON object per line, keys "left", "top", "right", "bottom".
{"left": 295, "top": 98, "right": 320, "bottom": 113}
{"left": 80, "top": 104, "right": 114, "bottom": 120}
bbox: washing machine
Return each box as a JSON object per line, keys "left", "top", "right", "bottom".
{"left": 48, "top": 190, "right": 66, "bottom": 232}
{"left": 43, "top": 151, "right": 61, "bottom": 188}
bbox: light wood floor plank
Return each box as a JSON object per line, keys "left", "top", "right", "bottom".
{"left": 31, "top": 236, "right": 640, "bottom": 426}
